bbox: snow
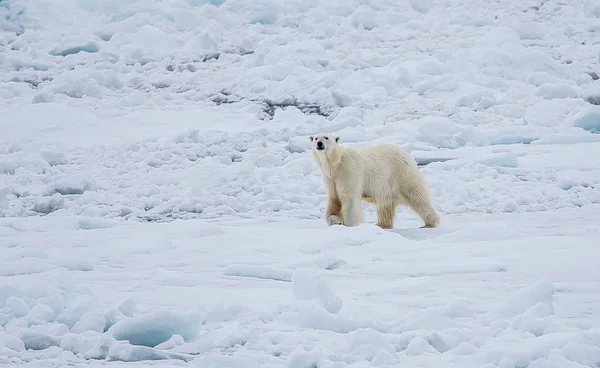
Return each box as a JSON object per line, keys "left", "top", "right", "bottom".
{"left": 1, "top": 0, "right": 600, "bottom": 366}
{"left": 1, "top": 212, "right": 599, "bottom": 366}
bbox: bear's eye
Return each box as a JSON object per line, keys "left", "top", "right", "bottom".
{"left": 324, "top": 137, "right": 329, "bottom": 140}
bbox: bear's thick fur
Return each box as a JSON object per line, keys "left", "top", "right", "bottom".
{"left": 309, "top": 134, "right": 440, "bottom": 229}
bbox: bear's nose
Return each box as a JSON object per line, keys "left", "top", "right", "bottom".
{"left": 316, "top": 141, "right": 324, "bottom": 149}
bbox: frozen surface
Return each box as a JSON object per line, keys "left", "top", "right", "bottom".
{"left": 1, "top": 0, "right": 600, "bottom": 366}
{"left": 0, "top": 211, "right": 599, "bottom": 367}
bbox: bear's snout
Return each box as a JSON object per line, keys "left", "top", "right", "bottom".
{"left": 316, "top": 141, "right": 324, "bottom": 150}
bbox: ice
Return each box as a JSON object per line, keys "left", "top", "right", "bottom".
{"left": 2, "top": 0, "right": 600, "bottom": 366}
{"left": 32, "top": 193, "right": 65, "bottom": 214}
{"left": 568, "top": 106, "right": 600, "bottom": 134}
{"left": 56, "top": 295, "right": 100, "bottom": 330}
{"left": 48, "top": 38, "right": 100, "bottom": 57}
{"left": 3, "top": 296, "right": 29, "bottom": 318}
{"left": 108, "top": 310, "right": 202, "bottom": 347}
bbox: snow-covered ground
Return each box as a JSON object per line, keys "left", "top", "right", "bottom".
{"left": 1, "top": 0, "right": 600, "bottom": 366}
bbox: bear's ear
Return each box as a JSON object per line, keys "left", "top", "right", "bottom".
{"left": 309, "top": 136, "right": 314, "bottom": 142}
{"left": 335, "top": 136, "right": 340, "bottom": 143}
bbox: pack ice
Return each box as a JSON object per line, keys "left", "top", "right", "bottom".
{"left": 1, "top": 0, "right": 599, "bottom": 367}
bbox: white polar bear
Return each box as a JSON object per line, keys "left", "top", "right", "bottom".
{"left": 309, "top": 134, "right": 440, "bottom": 229}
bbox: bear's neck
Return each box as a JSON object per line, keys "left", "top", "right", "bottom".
{"left": 316, "top": 147, "right": 343, "bottom": 178}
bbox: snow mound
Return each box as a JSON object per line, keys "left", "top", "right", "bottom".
{"left": 536, "top": 83, "right": 579, "bottom": 99}
{"left": 584, "top": 0, "right": 600, "bottom": 18}
{"left": 416, "top": 116, "right": 477, "bottom": 149}
{"left": 410, "top": 0, "right": 432, "bottom": 13}
{"left": 48, "top": 38, "right": 100, "bottom": 57}
{"left": 486, "top": 279, "right": 555, "bottom": 320}
{"left": 292, "top": 268, "right": 343, "bottom": 314}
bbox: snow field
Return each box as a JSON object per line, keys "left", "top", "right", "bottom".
{"left": 0, "top": 0, "right": 598, "bottom": 119}
{"left": 1, "top": 104, "right": 600, "bottom": 222}
{"left": 2, "top": 0, "right": 600, "bottom": 222}
{"left": 1, "top": 0, "right": 600, "bottom": 366}
{"left": 1, "top": 209, "right": 599, "bottom": 366}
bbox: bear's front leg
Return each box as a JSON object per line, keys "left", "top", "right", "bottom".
{"left": 326, "top": 195, "right": 343, "bottom": 226}
{"left": 340, "top": 195, "right": 364, "bottom": 227}
{"left": 327, "top": 215, "right": 343, "bottom": 226}
{"left": 324, "top": 178, "right": 343, "bottom": 226}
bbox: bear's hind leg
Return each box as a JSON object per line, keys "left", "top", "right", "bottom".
{"left": 340, "top": 196, "right": 364, "bottom": 227}
{"left": 376, "top": 202, "right": 397, "bottom": 229}
{"left": 326, "top": 195, "right": 343, "bottom": 226}
{"left": 402, "top": 193, "right": 440, "bottom": 228}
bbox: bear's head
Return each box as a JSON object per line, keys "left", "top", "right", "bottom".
{"left": 309, "top": 134, "right": 340, "bottom": 154}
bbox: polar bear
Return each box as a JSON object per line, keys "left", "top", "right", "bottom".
{"left": 309, "top": 134, "right": 440, "bottom": 229}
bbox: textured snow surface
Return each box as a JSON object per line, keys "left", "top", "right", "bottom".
{"left": 1, "top": 212, "right": 600, "bottom": 367}
{"left": 1, "top": 0, "right": 600, "bottom": 366}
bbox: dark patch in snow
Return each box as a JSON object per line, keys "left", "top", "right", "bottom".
{"left": 212, "top": 91, "right": 243, "bottom": 105}
{"left": 137, "top": 215, "right": 172, "bottom": 223}
{"left": 262, "top": 98, "right": 330, "bottom": 118}
{"left": 211, "top": 92, "right": 332, "bottom": 120}
{"left": 166, "top": 63, "right": 196, "bottom": 73}
{"left": 202, "top": 52, "right": 220, "bottom": 62}
{"left": 239, "top": 49, "right": 254, "bottom": 56}
{"left": 54, "top": 186, "right": 86, "bottom": 195}
{"left": 165, "top": 49, "right": 254, "bottom": 72}
{"left": 584, "top": 95, "right": 600, "bottom": 106}
{"left": 10, "top": 76, "right": 53, "bottom": 88}
{"left": 325, "top": 260, "right": 345, "bottom": 270}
